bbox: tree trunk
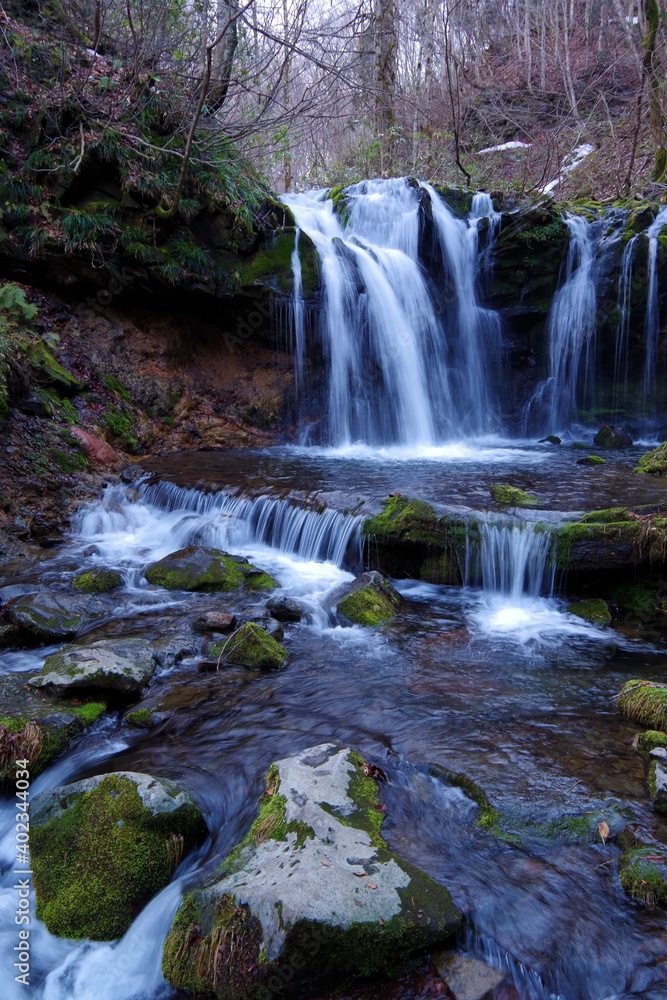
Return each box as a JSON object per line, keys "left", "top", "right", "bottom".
{"left": 208, "top": 0, "right": 239, "bottom": 114}
{"left": 374, "top": 0, "right": 397, "bottom": 174}
{"left": 643, "top": 0, "right": 667, "bottom": 180}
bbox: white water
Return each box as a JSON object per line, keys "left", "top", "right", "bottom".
{"left": 524, "top": 215, "right": 597, "bottom": 435}
{"left": 612, "top": 235, "right": 636, "bottom": 419}
{"left": 642, "top": 205, "right": 667, "bottom": 417}
{"left": 283, "top": 179, "right": 504, "bottom": 446}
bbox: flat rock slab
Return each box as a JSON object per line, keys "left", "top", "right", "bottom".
{"left": 163, "top": 743, "right": 460, "bottom": 999}
{"left": 433, "top": 951, "right": 505, "bottom": 1000}
{"left": 29, "top": 637, "right": 157, "bottom": 696}
{"left": 8, "top": 591, "right": 107, "bottom": 640}
{"left": 32, "top": 771, "right": 207, "bottom": 940}
{"left": 145, "top": 546, "right": 277, "bottom": 592}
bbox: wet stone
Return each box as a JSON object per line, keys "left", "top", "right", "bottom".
{"left": 193, "top": 611, "right": 237, "bottom": 633}
{"left": 432, "top": 951, "right": 505, "bottom": 1000}
{"left": 265, "top": 595, "right": 305, "bottom": 622}
{"left": 8, "top": 591, "right": 107, "bottom": 640}
{"left": 29, "top": 637, "right": 157, "bottom": 697}
{"left": 152, "top": 633, "right": 198, "bottom": 669}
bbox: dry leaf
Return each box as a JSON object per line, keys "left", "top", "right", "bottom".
{"left": 598, "top": 820, "right": 610, "bottom": 845}
{"left": 354, "top": 899, "right": 363, "bottom": 906}
{"left": 320, "top": 860, "right": 331, "bottom": 867}
{"left": 378, "top": 916, "right": 384, "bottom": 925}
{"left": 353, "top": 871, "right": 365, "bottom": 877}
{"left": 366, "top": 882, "right": 377, "bottom": 889}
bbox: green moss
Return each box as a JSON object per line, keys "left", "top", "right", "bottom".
{"left": 613, "top": 581, "right": 658, "bottom": 619}
{"left": 579, "top": 455, "right": 606, "bottom": 465}
{"left": 32, "top": 774, "right": 205, "bottom": 939}
{"left": 619, "top": 845, "right": 667, "bottom": 907}
{"left": 104, "top": 375, "right": 131, "bottom": 402}
{"left": 636, "top": 441, "right": 667, "bottom": 475}
{"left": 490, "top": 484, "right": 541, "bottom": 508}
{"left": 73, "top": 568, "right": 123, "bottom": 593}
{"left": 634, "top": 730, "right": 667, "bottom": 753}
{"left": 581, "top": 508, "right": 632, "bottom": 523}
{"left": 72, "top": 702, "right": 107, "bottom": 725}
{"left": 104, "top": 405, "right": 137, "bottom": 452}
{"left": 566, "top": 598, "right": 611, "bottom": 624}
{"left": 205, "top": 622, "right": 288, "bottom": 669}
{"left": 126, "top": 708, "right": 154, "bottom": 728}
{"left": 338, "top": 585, "right": 399, "bottom": 626}
{"left": 619, "top": 680, "right": 667, "bottom": 731}
{"left": 146, "top": 548, "right": 277, "bottom": 593}
{"left": 552, "top": 519, "right": 645, "bottom": 570}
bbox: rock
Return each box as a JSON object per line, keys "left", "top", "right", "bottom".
{"left": 648, "top": 758, "right": 667, "bottom": 813}
{"left": 162, "top": 744, "right": 461, "bottom": 998}
{"left": 0, "top": 622, "right": 22, "bottom": 648}
{"left": 120, "top": 465, "right": 145, "bottom": 483}
{"left": 0, "top": 674, "right": 106, "bottom": 785}
{"left": 566, "top": 598, "right": 611, "bottom": 624}
{"left": 202, "top": 622, "right": 288, "bottom": 669}
{"left": 489, "top": 484, "right": 540, "bottom": 508}
{"left": 7, "top": 591, "right": 106, "bottom": 640}
{"left": 634, "top": 731, "right": 667, "bottom": 754}
{"left": 265, "top": 596, "right": 305, "bottom": 622}
{"left": 72, "top": 567, "right": 123, "bottom": 593}
{"left": 31, "top": 771, "right": 207, "bottom": 940}
{"left": 29, "top": 637, "right": 157, "bottom": 697}
{"left": 152, "top": 633, "right": 198, "bottom": 668}
{"left": 618, "top": 680, "right": 667, "bottom": 732}
{"left": 145, "top": 546, "right": 277, "bottom": 592}
{"left": 619, "top": 843, "right": 667, "bottom": 907}
{"left": 193, "top": 611, "right": 237, "bottom": 633}
{"left": 636, "top": 441, "right": 667, "bottom": 475}
{"left": 69, "top": 426, "right": 122, "bottom": 468}
{"left": 576, "top": 455, "right": 606, "bottom": 466}
{"left": 125, "top": 707, "right": 155, "bottom": 728}
{"left": 20, "top": 395, "right": 53, "bottom": 418}
{"left": 593, "top": 424, "right": 633, "bottom": 449}
{"left": 432, "top": 951, "right": 505, "bottom": 1000}
{"left": 261, "top": 617, "right": 284, "bottom": 642}
{"left": 538, "top": 435, "right": 561, "bottom": 445}
{"left": 327, "top": 571, "right": 402, "bottom": 626}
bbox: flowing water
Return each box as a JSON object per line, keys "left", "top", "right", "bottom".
{"left": 1, "top": 180, "right": 667, "bottom": 1000}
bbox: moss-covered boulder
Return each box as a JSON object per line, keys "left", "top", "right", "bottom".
{"left": 550, "top": 513, "right": 667, "bottom": 572}
{"left": 566, "top": 598, "right": 611, "bottom": 624}
{"left": 636, "top": 441, "right": 667, "bottom": 475}
{"left": 162, "top": 744, "right": 461, "bottom": 999}
{"left": 145, "top": 546, "right": 277, "bottom": 592}
{"left": 203, "top": 622, "right": 288, "bottom": 669}
{"left": 618, "top": 680, "right": 667, "bottom": 732}
{"left": 593, "top": 425, "right": 633, "bottom": 449}
{"left": 29, "top": 637, "right": 157, "bottom": 697}
{"left": 634, "top": 730, "right": 667, "bottom": 753}
{"left": 327, "top": 571, "right": 402, "bottom": 626}
{"left": 490, "top": 484, "right": 541, "bottom": 508}
{"left": 619, "top": 844, "right": 667, "bottom": 907}
{"left": 7, "top": 591, "right": 107, "bottom": 641}
{"left": 31, "top": 771, "right": 207, "bottom": 940}
{"left": 72, "top": 568, "right": 123, "bottom": 593}
{"left": 576, "top": 455, "right": 606, "bottom": 466}
{"left": 0, "top": 674, "right": 106, "bottom": 786}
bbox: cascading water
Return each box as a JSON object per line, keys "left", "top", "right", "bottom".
{"left": 283, "top": 179, "right": 504, "bottom": 445}
{"left": 642, "top": 205, "right": 667, "bottom": 418}
{"left": 469, "top": 519, "right": 555, "bottom": 601}
{"left": 524, "top": 215, "right": 597, "bottom": 436}
{"left": 611, "top": 235, "right": 636, "bottom": 420}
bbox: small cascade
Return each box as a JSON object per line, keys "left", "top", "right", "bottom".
{"left": 76, "top": 481, "right": 364, "bottom": 571}
{"left": 467, "top": 519, "right": 555, "bottom": 599}
{"left": 289, "top": 226, "right": 305, "bottom": 391}
{"left": 642, "top": 205, "right": 667, "bottom": 417}
{"left": 470, "top": 191, "right": 502, "bottom": 246}
{"left": 283, "top": 178, "right": 504, "bottom": 445}
{"left": 524, "top": 215, "right": 597, "bottom": 435}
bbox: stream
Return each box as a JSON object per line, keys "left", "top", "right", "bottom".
{"left": 1, "top": 180, "right": 667, "bottom": 1000}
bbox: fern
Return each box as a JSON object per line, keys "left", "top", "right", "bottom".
{"left": 62, "top": 210, "right": 118, "bottom": 252}
{"left": 168, "top": 233, "right": 212, "bottom": 279}
{"left": 14, "top": 226, "right": 47, "bottom": 257}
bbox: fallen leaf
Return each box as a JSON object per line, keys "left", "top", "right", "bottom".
{"left": 353, "top": 871, "right": 365, "bottom": 877}
{"left": 354, "top": 899, "right": 363, "bottom": 907}
{"left": 366, "top": 882, "right": 377, "bottom": 889}
{"left": 320, "top": 860, "right": 331, "bottom": 867}
{"left": 598, "top": 820, "right": 610, "bottom": 845}
{"left": 378, "top": 916, "right": 384, "bottom": 925}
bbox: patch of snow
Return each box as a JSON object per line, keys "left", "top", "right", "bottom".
{"left": 478, "top": 141, "right": 531, "bottom": 155}
{"left": 540, "top": 143, "right": 595, "bottom": 195}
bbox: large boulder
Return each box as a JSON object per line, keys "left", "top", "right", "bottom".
{"left": 31, "top": 771, "right": 207, "bottom": 940}
{"left": 7, "top": 591, "right": 107, "bottom": 641}
{"left": 648, "top": 752, "right": 667, "bottom": 813}
{"left": 266, "top": 595, "right": 305, "bottom": 622}
{"left": 0, "top": 674, "right": 106, "bottom": 786}
{"left": 594, "top": 424, "right": 633, "bottom": 449}
{"left": 162, "top": 744, "right": 461, "bottom": 999}
{"left": 145, "top": 546, "right": 277, "bottom": 592}
{"left": 72, "top": 567, "right": 123, "bottom": 593}
{"left": 327, "top": 571, "right": 402, "bottom": 626}
{"left": 202, "top": 622, "right": 288, "bottom": 669}
{"left": 29, "top": 637, "right": 157, "bottom": 697}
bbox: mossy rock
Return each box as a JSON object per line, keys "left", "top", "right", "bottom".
{"left": 634, "top": 730, "right": 667, "bottom": 753}
{"left": 577, "top": 455, "right": 606, "bottom": 466}
{"left": 328, "top": 571, "right": 402, "bottom": 626}
{"left": 612, "top": 581, "right": 658, "bottom": 620}
{"left": 204, "top": 622, "right": 288, "bottom": 669}
{"left": 636, "top": 441, "right": 667, "bottom": 475}
{"left": 489, "top": 484, "right": 540, "bottom": 508}
{"left": 72, "top": 567, "right": 123, "bottom": 593}
{"left": 31, "top": 771, "right": 207, "bottom": 940}
{"left": 0, "top": 674, "right": 106, "bottom": 786}
{"left": 7, "top": 591, "right": 106, "bottom": 640}
{"left": 618, "top": 680, "right": 667, "bottom": 731}
{"left": 593, "top": 425, "right": 633, "bottom": 449}
{"left": 648, "top": 758, "right": 667, "bottom": 812}
{"left": 162, "top": 744, "right": 461, "bottom": 999}
{"left": 145, "top": 546, "right": 277, "bottom": 592}
{"left": 550, "top": 518, "right": 661, "bottom": 572}
{"left": 28, "top": 341, "right": 80, "bottom": 395}
{"left": 539, "top": 435, "right": 561, "bottom": 445}
{"left": 581, "top": 508, "right": 632, "bottom": 523}
{"left": 619, "top": 844, "right": 667, "bottom": 907}
{"left": 566, "top": 598, "right": 611, "bottom": 624}
{"left": 125, "top": 707, "right": 155, "bottom": 728}
{"left": 29, "top": 637, "right": 157, "bottom": 697}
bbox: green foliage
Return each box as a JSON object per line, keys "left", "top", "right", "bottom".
{"left": 104, "top": 375, "right": 131, "bottom": 402}
{"left": 103, "top": 405, "right": 137, "bottom": 452}
{"left": 618, "top": 680, "right": 667, "bottom": 731}
{"left": 168, "top": 232, "right": 213, "bottom": 280}
{"left": 62, "top": 210, "right": 118, "bottom": 253}
{"left": 636, "top": 441, "right": 667, "bottom": 475}
{"left": 566, "top": 598, "right": 611, "bottom": 624}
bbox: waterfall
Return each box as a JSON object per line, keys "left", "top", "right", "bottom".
{"left": 466, "top": 519, "right": 554, "bottom": 600}
{"left": 76, "top": 481, "right": 363, "bottom": 571}
{"left": 289, "top": 226, "right": 305, "bottom": 392}
{"left": 611, "top": 236, "right": 635, "bottom": 420}
{"left": 524, "top": 215, "right": 596, "bottom": 435}
{"left": 642, "top": 206, "right": 667, "bottom": 418}
{"left": 282, "top": 179, "right": 504, "bottom": 445}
